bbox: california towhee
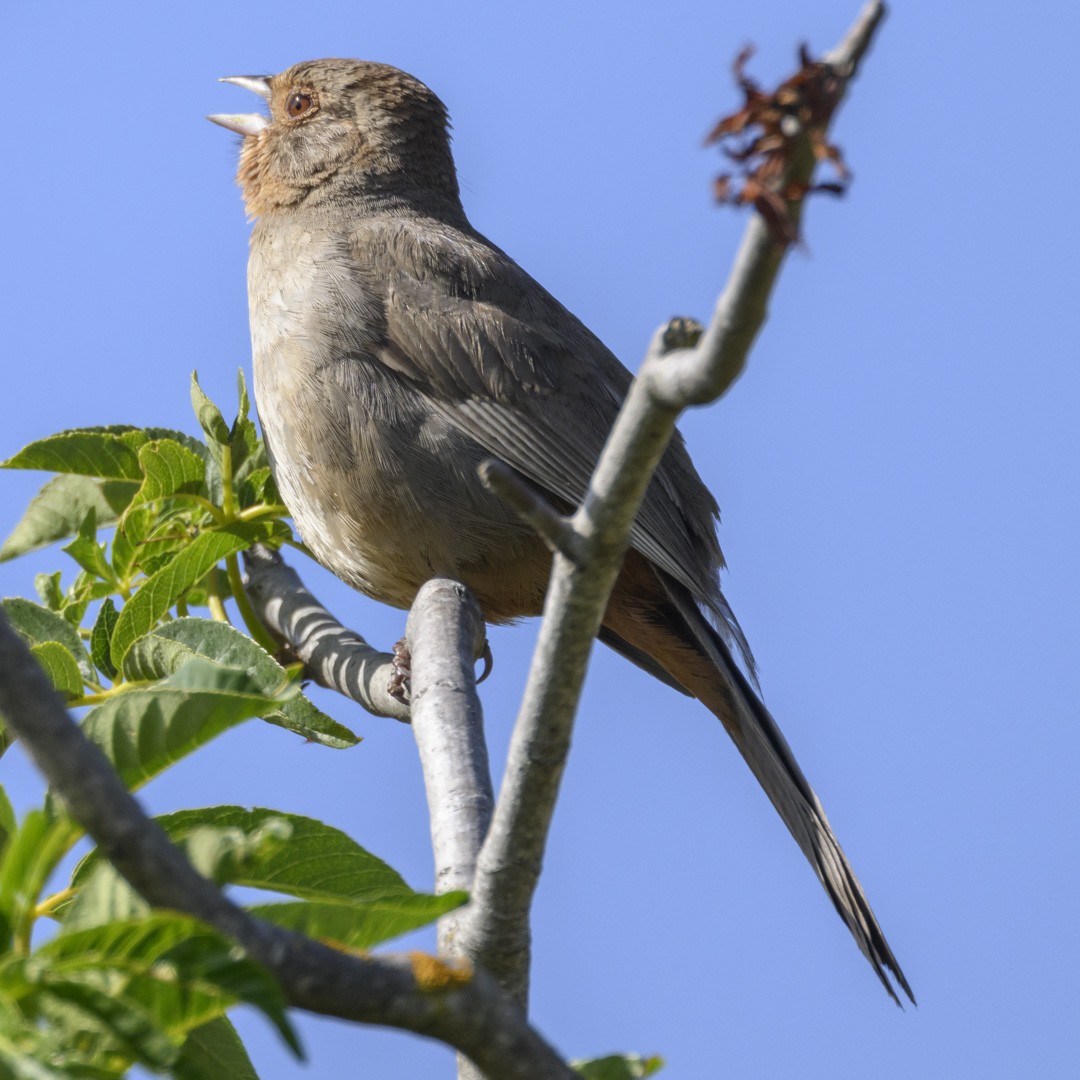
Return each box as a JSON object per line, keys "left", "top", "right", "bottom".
{"left": 210, "top": 59, "right": 912, "bottom": 1004}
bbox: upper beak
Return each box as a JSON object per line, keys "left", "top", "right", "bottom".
{"left": 207, "top": 75, "right": 272, "bottom": 136}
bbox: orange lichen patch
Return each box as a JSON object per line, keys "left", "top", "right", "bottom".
{"left": 409, "top": 951, "right": 475, "bottom": 991}
{"left": 706, "top": 44, "right": 851, "bottom": 245}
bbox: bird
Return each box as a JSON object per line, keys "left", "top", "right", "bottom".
{"left": 209, "top": 58, "right": 913, "bottom": 1005}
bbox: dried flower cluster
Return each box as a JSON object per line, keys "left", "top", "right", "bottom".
{"left": 707, "top": 45, "right": 851, "bottom": 244}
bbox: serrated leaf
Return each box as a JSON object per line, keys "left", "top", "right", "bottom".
{"left": 33, "top": 915, "right": 301, "bottom": 1058}
{"left": 0, "top": 812, "right": 81, "bottom": 952}
{"left": 174, "top": 1016, "right": 261, "bottom": 1080}
{"left": 229, "top": 376, "right": 259, "bottom": 475}
{"left": 112, "top": 506, "right": 184, "bottom": 582}
{"left": 0, "top": 1037, "right": 77, "bottom": 1080}
{"left": 67, "top": 807, "right": 458, "bottom": 949}
{"left": 236, "top": 466, "right": 279, "bottom": 510}
{"left": 0, "top": 598, "right": 93, "bottom": 681}
{"left": 0, "top": 474, "right": 139, "bottom": 564}
{"left": 36, "top": 977, "right": 179, "bottom": 1070}
{"left": 89, "top": 600, "right": 119, "bottom": 682}
{"left": 572, "top": 1054, "right": 665, "bottom": 1079}
{"left": 251, "top": 894, "right": 466, "bottom": 950}
{"left": 29, "top": 643, "right": 84, "bottom": 700}
{"left": 64, "top": 818, "right": 288, "bottom": 934}
{"left": 132, "top": 440, "right": 207, "bottom": 508}
{"left": 33, "top": 572, "right": 63, "bottom": 611}
{"left": 80, "top": 660, "right": 292, "bottom": 790}
{"left": 61, "top": 572, "right": 96, "bottom": 628}
{"left": 108, "top": 521, "right": 283, "bottom": 668}
{"left": 162, "top": 808, "right": 411, "bottom": 902}
{"left": 123, "top": 618, "right": 358, "bottom": 749}
{"left": 2, "top": 433, "right": 143, "bottom": 481}
{"left": 61, "top": 510, "right": 116, "bottom": 585}
{"left": 190, "top": 375, "right": 230, "bottom": 448}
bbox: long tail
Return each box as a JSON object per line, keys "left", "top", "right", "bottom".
{"left": 603, "top": 556, "right": 915, "bottom": 1006}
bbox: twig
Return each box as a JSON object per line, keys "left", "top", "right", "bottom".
{"left": 0, "top": 608, "right": 574, "bottom": 1080}
{"left": 478, "top": 461, "right": 584, "bottom": 564}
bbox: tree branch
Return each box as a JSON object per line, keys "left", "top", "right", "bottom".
{"left": 242, "top": 544, "right": 409, "bottom": 722}
{"left": 405, "top": 579, "right": 498, "bottom": 1080}
{"left": 405, "top": 579, "right": 494, "bottom": 953}
{"left": 0, "top": 608, "right": 573, "bottom": 1080}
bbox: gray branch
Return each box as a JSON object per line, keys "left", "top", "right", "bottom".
{"left": 406, "top": 579, "right": 494, "bottom": 954}
{"left": 242, "top": 544, "right": 409, "bottom": 722}
{"left": 405, "top": 579, "right": 498, "bottom": 1080}
{"left": 0, "top": 608, "right": 573, "bottom": 1080}
{"left": 459, "top": 0, "right": 888, "bottom": 1008}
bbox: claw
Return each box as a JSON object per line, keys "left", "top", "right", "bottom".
{"left": 476, "top": 639, "right": 494, "bottom": 684}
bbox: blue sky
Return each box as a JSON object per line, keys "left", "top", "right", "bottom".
{"left": 3, "top": 0, "right": 1078, "bottom": 1077}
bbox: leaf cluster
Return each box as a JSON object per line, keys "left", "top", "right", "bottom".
{"left": 0, "top": 377, "right": 465, "bottom": 1077}
{"left": 0, "top": 376, "right": 660, "bottom": 1076}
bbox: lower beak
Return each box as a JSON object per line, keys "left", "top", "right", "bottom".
{"left": 207, "top": 112, "right": 269, "bottom": 136}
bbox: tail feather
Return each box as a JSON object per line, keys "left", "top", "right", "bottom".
{"left": 603, "top": 553, "right": 913, "bottom": 1005}
{"left": 661, "top": 579, "right": 915, "bottom": 1006}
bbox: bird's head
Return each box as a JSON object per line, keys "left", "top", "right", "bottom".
{"left": 209, "top": 59, "right": 460, "bottom": 219}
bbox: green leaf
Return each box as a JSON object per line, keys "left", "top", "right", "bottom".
{"left": 33, "top": 572, "right": 63, "bottom": 611}
{"left": 61, "top": 510, "right": 116, "bottom": 585}
{"left": 67, "top": 808, "right": 455, "bottom": 948}
{"left": 0, "top": 1035, "right": 83, "bottom": 1080}
{"left": 174, "top": 1016, "right": 261, "bottom": 1080}
{"left": 0, "top": 812, "right": 81, "bottom": 952}
{"left": 34, "top": 976, "right": 179, "bottom": 1071}
{"left": 190, "top": 375, "right": 230, "bottom": 449}
{"left": 28, "top": 643, "right": 84, "bottom": 701}
{"left": 89, "top": 600, "right": 119, "bottom": 682}
{"left": 228, "top": 371, "right": 260, "bottom": 474}
{"left": 0, "top": 598, "right": 93, "bottom": 682}
{"left": 0, "top": 787, "right": 16, "bottom": 861}
{"left": 1, "top": 432, "right": 143, "bottom": 481}
{"left": 236, "top": 466, "right": 279, "bottom": 510}
{"left": 123, "top": 618, "right": 358, "bottom": 749}
{"left": 0, "top": 475, "right": 137, "bottom": 564}
{"left": 80, "top": 660, "right": 293, "bottom": 790}
{"left": 61, "top": 572, "right": 97, "bottom": 629}
{"left": 131, "top": 440, "right": 207, "bottom": 508}
{"left": 572, "top": 1054, "right": 665, "bottom": 1079}
{"left": 156, "top": 807, "right": 414, "bottom": 902}
{"left": 251, "top": 894, "right": 466, "bottom": 951}
{"left": 111, "top": 505, "right": 180, "bottom": 582}
{"left": 108, "top": 520, "right": 284, "bottom": 668}
{"left": 33, "top": 915, "right": 301, "bottom": 1058}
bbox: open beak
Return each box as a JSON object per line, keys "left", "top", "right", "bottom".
{"left": 207, "top": 75, "right": 272, "bottom": 136}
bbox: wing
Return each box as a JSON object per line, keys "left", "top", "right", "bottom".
{"left": 352, "top": 215, "right": 753, "bottom": 669}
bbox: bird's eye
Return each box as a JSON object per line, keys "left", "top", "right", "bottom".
{"left": 286, "top": 92, "right": 314, "bottom": 118}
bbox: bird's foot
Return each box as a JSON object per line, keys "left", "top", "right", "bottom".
{"left": 388, "top": 638, "right": 412, "bottom": 703}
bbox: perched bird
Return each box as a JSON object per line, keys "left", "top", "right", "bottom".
{"left": 210, "top": 59, "right": 912, "bottom": 1005}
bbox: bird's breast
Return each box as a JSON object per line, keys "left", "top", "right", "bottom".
{"left": 245, "top": 218, "right": 546, "bottom": 615}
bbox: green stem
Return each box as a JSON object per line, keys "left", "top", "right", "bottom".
{"left": 220, "top": 443, "right": 235, "bottom": 520}
{"left": 204, "top": 563, "right": 231, "bottom": 624}
{"left": 237, "top": 503, "right": 291, "bottom": 522}
{"left": 225, "top": 552, "right": 278, "bottom": 653}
